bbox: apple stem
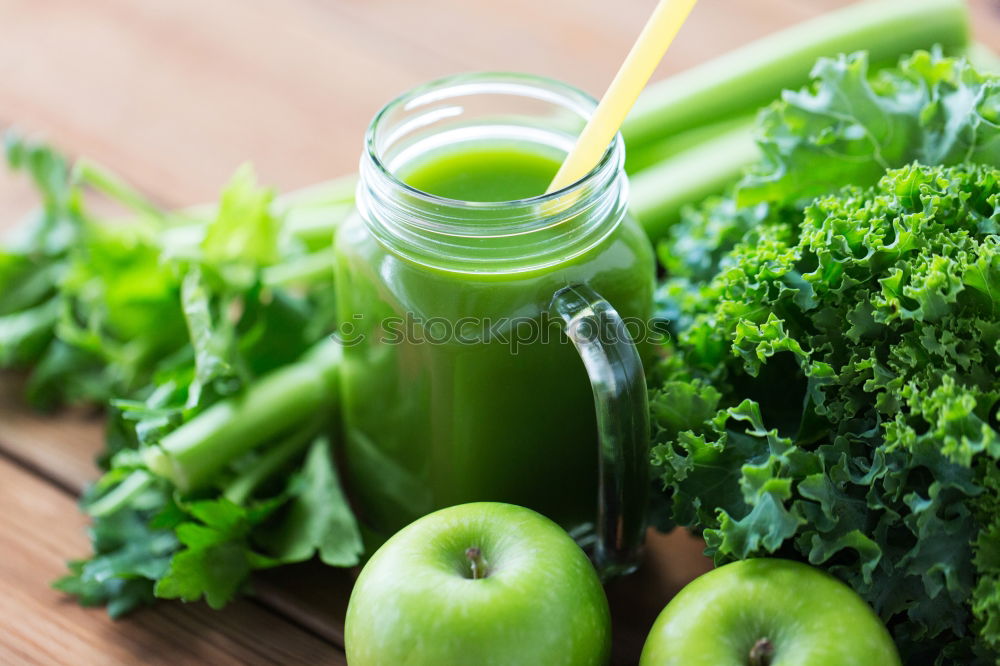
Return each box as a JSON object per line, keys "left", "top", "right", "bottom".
{"left": 465, "top": 547, "right": 489, "bottom": 580}
{"left": 748, "top": 638, "right": 774, "bottom": 666}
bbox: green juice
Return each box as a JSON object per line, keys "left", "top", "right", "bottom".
{"left": 401, "top": 145, "right": 563, "bottom": 201}
{"left": 335, "top": 139, "right": 655, "bottom": 537}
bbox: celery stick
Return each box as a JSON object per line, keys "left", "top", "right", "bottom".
{"left": 143, "top": 339, "right": 341, "bottom": 492}
{"left": 72, "top": 159, "right": 166, "bottom": 222}
{"left": 86, "top": 470, "right": 155, "bottom": 517}
{"left": 272, "top": 173, "right": 357, "bottom": 213}
{"left": 222, "top": 417, "right": 322, "bottom": 504}
{"left": 629, "top": 124, "right": 758, "bottom": 242}
{"left": 262, "top": 247, "right": 338, "bottom": 287}
{"left": 624, "top": 114, "right": 753, "bottom": 174}
{"left": 622, "top": 0, "right": 968, "bottom": 149}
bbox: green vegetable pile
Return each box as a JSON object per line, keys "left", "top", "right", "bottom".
{"left": 651, "top": 50, "right": 1000, "bottom": 664}
{"left": 1, "top": 136, "right": 362, "bottom": 615}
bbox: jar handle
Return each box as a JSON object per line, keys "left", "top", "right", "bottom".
{"left": 549, "top": 283, "right": 649, "bottom": 578}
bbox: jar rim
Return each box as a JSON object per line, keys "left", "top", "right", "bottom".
{"left": 355, "top": 72, "right": 629, "bottom": 273}
{"left": 364, "top": 71, "right": 623, "bottom": 212}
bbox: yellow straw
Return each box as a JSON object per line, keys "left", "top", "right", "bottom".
{"left": 547, "top": 0, "right": 699, "bottom": 193}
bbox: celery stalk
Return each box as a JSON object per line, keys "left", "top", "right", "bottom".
{"left": 222, "top": 417, "right": 323, "bottom": 504}
{"left": 143, "top": 339, "right": 341, "bottom": 492}
{"left": 624, "top": 114, "right": 753, "bottom": 174}
{"left": 622, "top": 0, "right": 968, "bottom": 150}
{"left": 629, "top": 124, "right": 758, "bottom": 242}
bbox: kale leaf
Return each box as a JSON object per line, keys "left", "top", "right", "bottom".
{"left": 654, "top": 51, "right": 1000, "bottom": 664}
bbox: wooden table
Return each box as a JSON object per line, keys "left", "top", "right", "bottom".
{"left": 2, "top": 1, "right": 999, "bottom": 664}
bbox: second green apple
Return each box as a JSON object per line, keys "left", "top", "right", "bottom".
{"left": 639, "top": 558, "right": 901, "bottom": 666}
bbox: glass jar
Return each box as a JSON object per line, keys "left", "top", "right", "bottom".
{"left": 335, "top": 73, "right": 655, "bottom": 574}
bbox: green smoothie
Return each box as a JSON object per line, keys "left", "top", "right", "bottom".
{"left": 401, "top": 143, "right": 562, "bottom": 201}
{"left": 335, "top": 138, "right": 654, "bottom": 538}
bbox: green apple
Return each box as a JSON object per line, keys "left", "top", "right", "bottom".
{"left": 345, "top": 502, "right": 611, "bottom": 666}
{"left": 639, "top": 558, "right": 900, "bottom": 666}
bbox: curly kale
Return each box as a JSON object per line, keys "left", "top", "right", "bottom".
{"left": 655, "top": 163, "right": 1000, "bottom": 663}
{"left": 653, "top": 49, "right": 1000, "bottom": 665}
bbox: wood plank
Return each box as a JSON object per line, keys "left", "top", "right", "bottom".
{"left": 0, "top": 0, "right": 445, "bottom": 204}
{"left": 608, "top": 529, "right": 714, "bottom": 665}
{"left": 0, "top": 455, "right": 345, "bottom": 666}
{"left": 0, "top": 376, "right": 105, "bottom": 492}
{"left": 251, "top": 560, "right": 356, "bottom": 647}
{"left": 1, "top": 0, "right": 997, "bottom": 218}
{"left": 322, "top": 0, "right": 856, "bottom": 92}
{"left": 15, "top": 0, "right": 995, "bottom": 213}
{"left": 971, "top": 0, "right": 1000, "bottom": 49}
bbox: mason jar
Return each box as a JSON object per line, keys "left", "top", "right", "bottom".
{"left": 335, "top": 73, "right": 655, "bottom": 575}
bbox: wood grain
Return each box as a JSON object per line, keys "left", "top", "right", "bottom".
{"left": 0, "top": 0, "right": 890, "bottom": 210}
{"left": 0, "top": 456, "right": 345, "bottom": 666}
{"left": 607, "top": 529, "right": 714, "bottom": 665}
{"left": 0, "top": 376, "right": 105, "bottom": 492}
{"left": 2, "top": 0, "right": 996, "bottom": 215}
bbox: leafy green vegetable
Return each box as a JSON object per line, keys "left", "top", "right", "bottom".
{"left": 2, "top": 131, "right": 361, "bottom": 614}
{"left": 623, "top": 0, "right": 969, "bottom": 149}
{"left": 141, "top": 340, "right": 341, "bottom": 493}
{"left": 657, "top": 164, "right": 1000, "bottom": 664}
{"left": 622, "top": 0, "right": 970, "bottom": 240}
{"left": 257, "top": 437, "right": 364, "bottom": 567}
{"left": 56, "top": 434, "right": 361, "bottom": 614}
{"left": 0, "top": 135, "right": 106, "bottom": 407}
{"left": 739, "top": 49, "right": 1000, "bottom": 208}
{"left": 653, "top": 50, "right": 1000, "bottom": 664}
{"left": 153, "top": 496, "right": 284, "bottom": 609}
{"left": 53, "top": 481, "right": 177, "bottom": 618}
